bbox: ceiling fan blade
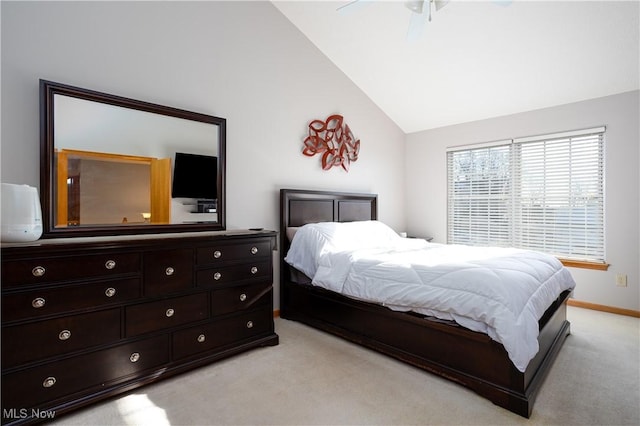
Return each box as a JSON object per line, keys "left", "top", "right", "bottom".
{"left": 406, "top": 3, "right": 431, "bottom": 42}
{"left": 434, "top": 0, "right": 450, "bottom": 12}
{"left": 404, "top": 0, "right": 424, "bottom": 14}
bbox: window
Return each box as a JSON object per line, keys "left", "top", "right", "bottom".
{"left": 447, "top": 127, "right": 605, "bottom": 265}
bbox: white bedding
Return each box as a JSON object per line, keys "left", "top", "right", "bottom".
{"left": 284, "top": 221, "right": 576, "bottom": 372}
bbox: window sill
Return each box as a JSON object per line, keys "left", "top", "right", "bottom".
{"left": 559, "top": 259, "right": 609, "bottom": 271}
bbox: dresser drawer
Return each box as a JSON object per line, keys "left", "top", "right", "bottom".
{"left": 2, "top": 309, "right": 121, "bottom": 369}
{"left": 196, "top": 260, "right": 272, "bottom": 287}
{"left": 144, "top": 249, "right": 194, "bottom": 296}
{"left": 172, "top": 306, "right": 273, "bottom": 360}
{"left": 2, "top": 278, "right": 140, "bottom": 323}
{"left": 125, "top": 293, "right": 208, "bottom": 337}
{"left": 196, "top": 239, "right": 271, "bottom": 265}
{"left": 2, "top": 252, "right": 140, "bottom": 288}
{"left": 211, "top": 283, "right": 272, "bottom": 316}
{"left": 1, "top": 334, "right": 169, "bottom": 411}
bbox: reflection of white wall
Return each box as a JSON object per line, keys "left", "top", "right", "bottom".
{"left": 79, "top": 160, "right": 150, "bottom": 224}
{"left": 55, "top": 93, "right": 220, "bottom": 225}
{"left": 54, "top": 95, "right": 218, "bottom": 159}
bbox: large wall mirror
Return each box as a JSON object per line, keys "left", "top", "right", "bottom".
{"left": 40, "top": 80, "right": 226, "bottom": 238}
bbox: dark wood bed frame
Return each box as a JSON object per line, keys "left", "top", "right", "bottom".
{"left": 279, "top": 188, "right": 572, "bottom": 418}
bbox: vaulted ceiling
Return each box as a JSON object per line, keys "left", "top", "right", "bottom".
{"left": 273, "top": 1, "right": 640, "bottom": 133}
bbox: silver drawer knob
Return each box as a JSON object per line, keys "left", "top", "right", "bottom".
{"left": 42, "top": 377, "right": 56, "bottom": 388}
{"left": 197, "top": 334, "right": 206, "bottom": 343}
{"left": 32, "top": 266, "right": 46, "bottom": 277}
{"left": 58, "top": 330, "right": 71, "bottom": 341}
{"left": 213, "top": 272, "right": 222, "bottom": 280}
{"left": 250, "top": 266, "right": 258, "bottom": 274}
{"left": 32, "top": 297, "right": 46, "bottom": 308}
{"left": 213, "top": 250, "right": 222, "bottom": 259}
{"left": 246, "top": 321, "right": 254, "bottom": 329}
{"left": 250, "top": 246, "right": 258, "bottom": 255}
{"left": 239, "top": 293, "right": 247, "bottom": 302}
{"left": 105, "top": 260, "right": 116, "bottom": 270}
{"left": 105, "top": 287, "right": 117, "bottom": 297}
{"left": 166, "top": 308, "right": 175, "bottom": 317}
{"left": 130, "top": 352, "right": 140, "bottom": 363}
{"left": 165, "top": 267, "right": 175, "bottom": 276}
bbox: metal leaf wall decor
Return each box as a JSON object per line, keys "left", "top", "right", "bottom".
{"left": 302, "top": 114, "right": 360, "bottom": 171}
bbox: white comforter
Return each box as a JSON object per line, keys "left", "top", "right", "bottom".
{"left": 285, "top": 221, "right": 576, "bottom": 372}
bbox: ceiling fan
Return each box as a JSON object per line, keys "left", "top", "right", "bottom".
{"left": 406, "top": 0, "right": 450, "bottom": 40}
{"left": 337, "top": 0, "right": 451, "bottom": 41}
{"left": 404, "top": 0, "right": 450, "bottom": 20}
{"left": 338, "top": 1, "right": 511, "bottom": 41}
{"left": 338, "top": 0, "right": 450, "bottom": 17}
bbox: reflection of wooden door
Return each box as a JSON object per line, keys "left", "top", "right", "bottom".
{"left": 151, "top": 158, "right": 171, "bottom": 224}
{"left": 56, "top": 151, "right": 69, "bottom": 227}
{"left": 56, "top": 149, "right": 170, "bottom": 226}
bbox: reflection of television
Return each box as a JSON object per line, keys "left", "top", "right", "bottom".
{"left": 171, "top": 152, "right": 218, "bottom": 201}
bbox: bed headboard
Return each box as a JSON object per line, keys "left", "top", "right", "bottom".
{"left": 280, "top": 189, "right": 378, "bottom": 228}
{"left": 279, "top": 188, "right": 378, "bottom": 291}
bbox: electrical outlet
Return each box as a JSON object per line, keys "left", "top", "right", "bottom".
{"left": 615, "top": 273, "right": 628, "bottom": 287}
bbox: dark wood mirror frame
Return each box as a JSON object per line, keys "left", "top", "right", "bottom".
{"left": 40, "top": 79, "right": 226, "bottom": 238}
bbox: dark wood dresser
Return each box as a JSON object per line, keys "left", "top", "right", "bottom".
{"left": 1, "top": 230, "right": 279, "bottom": 425}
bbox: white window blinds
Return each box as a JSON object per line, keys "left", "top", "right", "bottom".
{"left": 447, "top": 127, "right": 605, "bottom": 262}
{"left": 447, "top": 144, "right": 512, "bottom": 247}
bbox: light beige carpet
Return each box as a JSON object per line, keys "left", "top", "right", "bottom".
{"left": 53, "top": 306, "right": 639, "bottom": 425}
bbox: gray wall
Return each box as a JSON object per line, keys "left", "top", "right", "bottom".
{"left": 0, "top": 1, "right": 406, "bottom": 310}
{"left": 406, "top": 91, "right": 640, "bottom": 311}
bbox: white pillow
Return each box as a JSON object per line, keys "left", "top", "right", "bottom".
{"left": 284, "top": 220, "right": 401, "bottom": 278}
{"left": 285, "top": 227, "right": 299, "bottom": 242}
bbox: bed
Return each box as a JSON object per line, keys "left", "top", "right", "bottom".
{"left": 279, "top": 188, "right": 574, "bottom": 418}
